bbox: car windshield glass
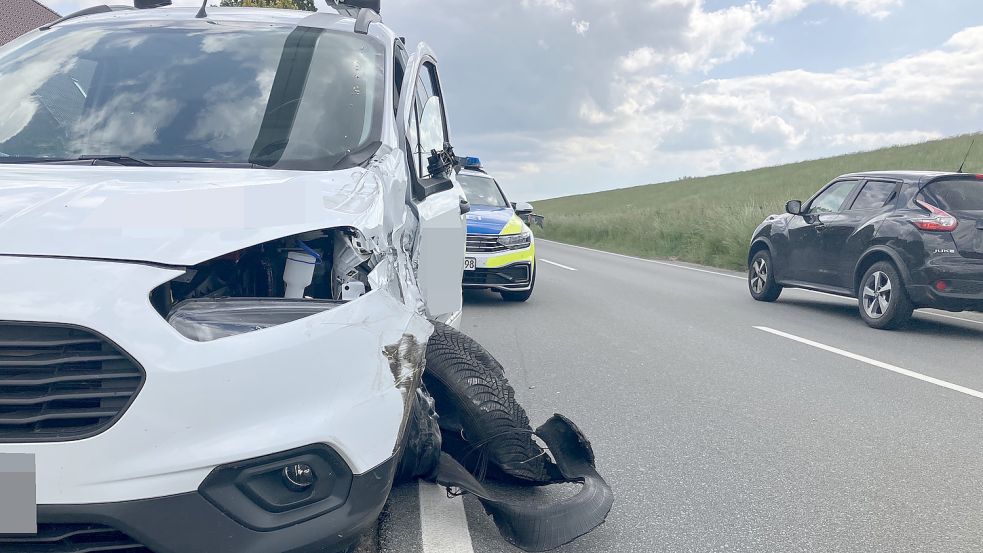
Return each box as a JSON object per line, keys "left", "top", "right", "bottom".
{"left": 923, "top": 178, "right": 983, "bottom": 211}
{"left": 458, "top": 173, "right": 508, "bottom": 208}
{"left": 0, "top": 21, "right": 384, "bottom": 170}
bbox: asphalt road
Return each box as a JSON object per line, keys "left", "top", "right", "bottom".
{"left": 378, "top": 239, "right": 983, "bottom": 553}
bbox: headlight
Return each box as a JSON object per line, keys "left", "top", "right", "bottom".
{"left": 498, "top": 231, "right": 532, "bottom": 250}
{"left": 167, "top": 298, "right": 343, "bottom": 342}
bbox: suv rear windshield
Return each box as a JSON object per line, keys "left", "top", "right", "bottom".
{"left": 922, "top": 178, "right": 983, "bottom": 211}
{"left": 0, "top": 21, "right": 384, "bottom": 170}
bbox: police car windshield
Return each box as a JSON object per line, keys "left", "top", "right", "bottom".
{"left": 0, "top": 21, "right": 384, "bottom": 170}
{"left": 458, "top": 173, "right": 509, "bottom": 208}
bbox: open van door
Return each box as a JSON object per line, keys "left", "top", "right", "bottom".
{"left": 396, "top": 44, "right": 466, "bottom": 325}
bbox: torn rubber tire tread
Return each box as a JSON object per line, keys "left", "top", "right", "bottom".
{"left": 423, "top": 322, "right": 559, "bottom": 484}
{"left": 433, "top": 414, "right": 615, "bottom": 552}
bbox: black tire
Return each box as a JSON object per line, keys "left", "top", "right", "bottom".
{"left": 423, "top": 322, "right": 555, "bottom": 484}
{"left": 858, "top": 261, "right": 913, "bottom": 330}
{"left": 748, "top": 250, "right": 783, "bottom": 302}
{"left": 500, "top": 266, "right": 535, "bottom": 302}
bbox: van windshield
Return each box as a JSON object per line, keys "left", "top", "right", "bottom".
{"left": 0, "top": 21, "right": 384, "bottom": 170}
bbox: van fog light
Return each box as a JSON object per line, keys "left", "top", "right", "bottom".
{"left": 282, "top": 463, "right": 316, "bottom": 491}
{"left": 935, "top": 280, "right": 949, "bottom": 292}
{"left": 199, "top": 444, "right": 353, "bottom": 530}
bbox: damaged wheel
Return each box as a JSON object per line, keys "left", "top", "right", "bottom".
{"left": 394, "top": 386, "right": 442, "bottom": 483}
{"left": 423, "top": 322, "right": 558, "bottom": 484}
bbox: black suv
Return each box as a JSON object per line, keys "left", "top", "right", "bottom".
{"left": 748, "top": 172, "right": 983, "bottom": 329}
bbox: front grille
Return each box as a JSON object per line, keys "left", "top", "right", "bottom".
{"left": 466, "top": 234, "right": 507, "bottom": 253}
{"left": 463, "top": 265, "right": 532, "bottom": 287}
{"left": 0, "top": 323, "right": 144, "bottom": 442}
{"left": 0, "top": 523, "right": 152, "bottom": 552}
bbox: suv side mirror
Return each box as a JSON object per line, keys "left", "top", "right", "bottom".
{"left": 514, "top": 202, "right": 534, "bottom": 216}
{"left": 785, "top": 200, "right": 803, "bottom": 215}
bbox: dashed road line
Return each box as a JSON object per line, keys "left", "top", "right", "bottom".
{"left": 540, "top": 258, "right": 578, "bottom": 271}
{"left": 754, "top": 326, "right": 983, "bottom": 400}
{"left": 418, "top": 481, "right": 475, "bottom": 553}
{"left": 539, "top": 239, "right": 745, "bottom": 280}
{"left": 922, "top": 310, "right": 983, "bottom": 327}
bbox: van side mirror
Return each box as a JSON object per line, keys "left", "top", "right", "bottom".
{"left": 514, "top": 202, "right": 534, "bottom": 216}
{"left": 786, "top": 200, "right": 803, "bottom": 215}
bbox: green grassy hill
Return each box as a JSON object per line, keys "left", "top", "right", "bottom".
{"left": 535, "top": 133, "right": 983, "bottom": 270}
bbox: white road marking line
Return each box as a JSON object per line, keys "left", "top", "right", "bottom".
{"left": 922, "top": 310, "right": 983, "bottom": 326}
{"left": 540, "top": 259, "right": 578, "bottom": 271}
{"left": 418, "top": 481, "right": 475, "bottom": 553}
{"left": 754, "top": 326, "right": 983, "bottom": 400}
{"left": 539, "top": 239, "right": 744, "bottom": 280}
{"left": 540, "top": 239, "right": 983, "bottom": 328}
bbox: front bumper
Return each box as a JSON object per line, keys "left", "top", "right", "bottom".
{"left": 0, "top": 256, "right": 428, "bottom": 506}
{"left": 906, "top": 255, "right": 983, "bottom": 311}
{"left": 464, "top": 243, "right": 536, "bottom": 292}
{"left": 2, "top": 455, "right": 396, "bottom": 553}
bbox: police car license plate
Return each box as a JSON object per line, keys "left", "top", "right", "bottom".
{"left": 464, "top": 258, "right": 476, "bottom": 271}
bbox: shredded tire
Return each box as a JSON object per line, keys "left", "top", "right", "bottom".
{"left": 394, "top": 386, "right": 442, "bottom": 483}
{"left": 423, "top": 322, "right": 558, "bottom": 484}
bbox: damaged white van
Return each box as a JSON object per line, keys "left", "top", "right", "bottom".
{"left": 0, "top": 2, "right": 611, "bottom": 553}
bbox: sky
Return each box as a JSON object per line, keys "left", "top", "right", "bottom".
{"left": 44, "top": 0, "right": 983, "bottom": 201}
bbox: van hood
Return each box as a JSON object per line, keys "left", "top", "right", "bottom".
{"left": 0, "top": 165, "right": 382, "bottom": 266}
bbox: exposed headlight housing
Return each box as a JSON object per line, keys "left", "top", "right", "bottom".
{"left": 498, "top": 231, "right": 532, "bottom": 250}
{"left": 167, "top": 298, "right": 343, "bottom": 342}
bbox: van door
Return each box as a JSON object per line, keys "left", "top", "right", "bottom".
{"left": 396, "top": 46, "right": 466, "bottom": 322}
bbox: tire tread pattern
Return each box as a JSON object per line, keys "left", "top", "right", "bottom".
{"left": 423, "top": 322, "right": 552, "bottom": 483}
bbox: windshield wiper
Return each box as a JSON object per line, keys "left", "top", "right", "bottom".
{"left": 77, "top": 155, "right": 155, "bottom": 167}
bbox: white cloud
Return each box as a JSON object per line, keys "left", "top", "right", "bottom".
{"left": 618, "top": 0, "right": 904, "bottom": 74}
{"left": 571, "top": 18, "right": 590, "bottom": 35}
{"left": 520, "top": 0, "right": 576, "bottom": 12}
{"left": 620, "top": 47, "right": 665, "bottom": 72}
{"left": 511, "top": 25, "right": 983, "bottom": 198}
{"left": 768, "top": 0, "right": 902, "bottom": 21}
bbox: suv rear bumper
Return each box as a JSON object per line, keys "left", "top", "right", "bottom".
{"left": 907, "top": 284, "right": 983, "bottom": 311}
{"left": 4, "top": 455, "right": 396, "bottom": 553}
{"left": 907, "top": 256, "right": 983, "bottom": 311}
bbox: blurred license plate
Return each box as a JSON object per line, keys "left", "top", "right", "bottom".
{"left": 0, "top": 453, "right": 37, "bottom": 534}
{"left": 464, "top": 258, "right": 476, "bottom": 271}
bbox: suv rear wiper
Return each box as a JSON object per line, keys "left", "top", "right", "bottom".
{"left": 77, "top": 155, "right": 155, "bottom": 167}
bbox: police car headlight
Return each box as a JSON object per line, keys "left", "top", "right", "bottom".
{"left": 498, "top": 231, "right": 532, "bottom": 250}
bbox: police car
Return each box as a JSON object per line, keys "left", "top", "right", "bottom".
{"left": 457, "top": 157, "right": 537, "bottom": 301}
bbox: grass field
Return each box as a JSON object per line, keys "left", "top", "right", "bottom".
{"left": 534, "top": 134, "right": 983, "bottom": 270}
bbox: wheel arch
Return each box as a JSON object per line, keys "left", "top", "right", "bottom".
{"left": 853, "top": 247, "right": 909, "bottom": 295}
{"left": 747, "top": 238, "right": 774, "bottom": 268}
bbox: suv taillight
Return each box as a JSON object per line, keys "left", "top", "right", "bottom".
{"left": 911, "top": 200, "right": 958, "bottom": 232}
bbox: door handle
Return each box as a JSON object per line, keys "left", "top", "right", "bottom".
{"left": 459, "top": 198, "right": 471, "bottom": 215}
